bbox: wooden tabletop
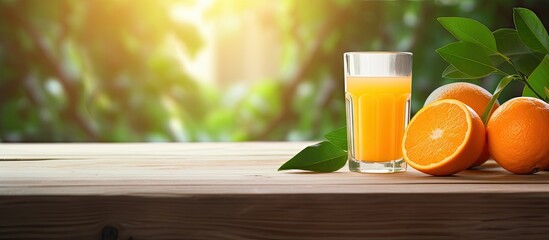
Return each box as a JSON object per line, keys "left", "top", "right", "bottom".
{"left": 1, "top": 142, "right": 549, "bottom": 239}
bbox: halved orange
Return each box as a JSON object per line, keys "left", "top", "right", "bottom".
{"left": 402, "top": 99, "right": 485, "bottom": 176}
{"left": 424, "top": 82, "right": 498, "bottom": 168}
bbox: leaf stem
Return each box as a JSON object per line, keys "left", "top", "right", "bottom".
{"left": 499, "top": 54, "right": 546, "bottom": 100}
{"left": 496, "top": 52, "right": 510, "bottom": 62}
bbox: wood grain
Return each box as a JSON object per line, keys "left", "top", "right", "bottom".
{"left": 1, "top": 142, "right": 549, "bottom": 239}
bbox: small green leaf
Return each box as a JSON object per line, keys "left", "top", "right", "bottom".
{"left": 278, "top": 141, "right": 347, "bottom": 172}
{"left": 514, "top": 8, "right": 549, "bottom": 53}
{"left": 522, "top": 55, "right": 549, "bottom": 101}
{"left": 436, "top": 42, "right": 497, "bottom": 78}
{"left": 545, "top": 87, "right": 549, "bottom": 99}
{"left": 324, "top": 126, "right": 347, "bottom": 151}
{"left": 482, "top": 75, "right": 516, "bottom": 125}
{"left": 438, "top": 17, "right": 497, "bottom": 53}
{"left": 494, "top": 28, "right": 532, "bottom": 56}
{"left": 442, "top": 65, "right": 475, "bottom": 79}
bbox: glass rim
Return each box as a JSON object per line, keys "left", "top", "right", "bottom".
{"left": 344, "top": 51, "right": 412, "bottom": 56}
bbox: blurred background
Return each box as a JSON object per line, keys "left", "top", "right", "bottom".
{"left": 1, "top": 0, "right": 548, "bottom": 142}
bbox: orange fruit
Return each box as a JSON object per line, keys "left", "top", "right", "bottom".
{"left": 402, "top": 99, "right": 485, "bottom": 176}
{"left": 424, "top": 82, "right": 499, "bottom": 167}
{"left": 487, "top": 97, "right": 549, "bottom": 174}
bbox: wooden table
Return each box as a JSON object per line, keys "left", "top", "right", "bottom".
{"left": 1, "top": 142, "right": 549, "bottom": 239}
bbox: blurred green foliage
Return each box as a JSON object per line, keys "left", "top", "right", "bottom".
{"left": 1, "top": 0, "right": 548, "bottom": 142}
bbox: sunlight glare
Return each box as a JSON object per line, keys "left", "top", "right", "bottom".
{"left": 170, "top": 0, "right": 215, "bottom": 84}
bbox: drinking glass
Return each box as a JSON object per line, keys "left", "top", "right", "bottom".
{"left": 344, "top": 52, "right": 413, "bottom": 173}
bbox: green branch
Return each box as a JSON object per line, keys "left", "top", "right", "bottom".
{"left": 505, "top": 58, "right": 546, "bottom": 100}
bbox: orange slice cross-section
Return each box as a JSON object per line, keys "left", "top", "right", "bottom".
{"left": 402, "top": 99, "right": 485, "bottom": 176}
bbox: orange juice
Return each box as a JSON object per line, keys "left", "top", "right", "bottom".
{"left": 345, "top": 76, "right": 411, "bottom": 162}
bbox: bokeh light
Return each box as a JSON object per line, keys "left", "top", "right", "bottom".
{"left": 0, "top": 0, "right": 548, "bottom": 142}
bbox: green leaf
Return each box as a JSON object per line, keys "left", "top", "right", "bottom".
{"left": 513, "top": 53, "right": 543, "bottom": 76}
{"left": 522, "top": 55, "right": 549, "bottom": 101}
{"left": 494, "top": 28, "right": 532, "bottom": 56}
{"left": 278, "top": 141, "right": 347, "bottom": 172}
{"left": 490, "top": 54, "right": 508, "bottom": 69}
{"left": 482, "top": 75, "right": 516, "bottom": 125}
{"left": 438, "top": 17, "right": 497, "bottom": 53}
{"left": 442, "top": 65, "right": 475, "bottom": 79}
{"left": 514, "top": 8, "right": 549, "bottom": 54}
{"left": 324, "top": 126, "right": 347, "bottom": 151}
{"left": 436, "top": 42, "right": 497, "bottom": 78}
{"left": 545, "top": 87, "right": 549, "bottom": 99}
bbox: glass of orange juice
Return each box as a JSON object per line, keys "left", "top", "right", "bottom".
{"left": 344, "top": 52, "right": 412, "bottom": 173}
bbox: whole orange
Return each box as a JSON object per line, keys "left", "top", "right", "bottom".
{"left": 424, "top": 82, "right": 498, "bottom": 167}
{"left": 487, "top": 97, "right": 549, "bottom": 174}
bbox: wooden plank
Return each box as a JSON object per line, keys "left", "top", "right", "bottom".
{"left": 0, "top": 142, "right": 304, "bottom": 159}
{"left": 2, "top": 193, "right": 549, "bottom": 239}
{"left": 1, "top": 142, "right": 549, "bottom": 239}
{"left": 1, "top": 143, "right": 549, "bottom": 196}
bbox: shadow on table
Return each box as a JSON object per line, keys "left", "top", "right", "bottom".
{"left": 427, "top": 161, "right": 549, "bottom": 183}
